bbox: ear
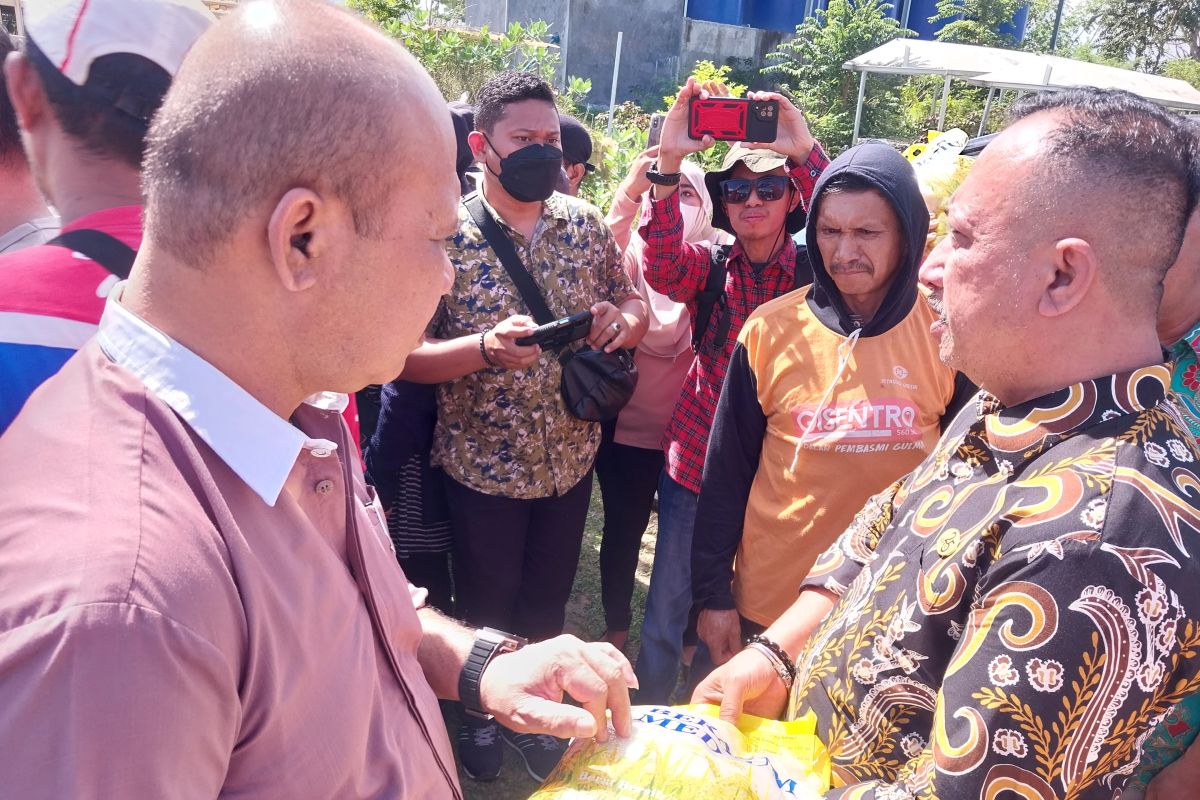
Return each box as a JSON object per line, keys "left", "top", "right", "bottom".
{"left": 1038, "top": 238, "right": 1097, "bottom": 318}
{"left": 566, "top": 162, "right": 586, "bottom": 189}
{"left": 267, "top": 188, "right": 326, "bottom": 293}
{"left": 467, "top": 130, "right": 488, "bottom": 161}
{"left": 4, "top": 52, "right": 48, "bottom": 133}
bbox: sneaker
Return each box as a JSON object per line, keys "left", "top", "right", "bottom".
{"left": 456, "top": 716, "right": 502, "bottom": 781}
{"left": 501, "top": 727, "right": 568, "bottom": 782}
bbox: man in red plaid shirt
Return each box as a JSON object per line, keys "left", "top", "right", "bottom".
{"left": 633, "top": 78, "right": 829, "bottom": 702}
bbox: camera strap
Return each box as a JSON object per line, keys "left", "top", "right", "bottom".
{"left": 463, "top": 192, "right": 557, "bottom": 328}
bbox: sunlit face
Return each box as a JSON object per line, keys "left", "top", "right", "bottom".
{"left": 724, "top": 163, "right": 797, "bottom": 245}
{"left": 815, "top": 189, "right": 904, "bottom": 315}
{"left": 472, "top": 98, "right": 561, "bottom": 165}
{"left": 919, "top": 143, "right": 1033, "bottom": 387}
{"left": 678, "top": 176, "right": 701, "bottom": 208}
{"left": 344, "top": 103, "right": 459, "bottom": 386}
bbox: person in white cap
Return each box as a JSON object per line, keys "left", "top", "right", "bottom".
{"left": 0, "top": 29, "right": 58, "bottom": 255}
{"left": 0, "top": 0, "right": 215, "bottom": 434}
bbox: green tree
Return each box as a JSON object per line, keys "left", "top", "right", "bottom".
{"left": 1089, "top": 0, "right": 1200, "bottom": 71}
{"left": 932, "top": 0, "right": 1026, "bottom": 47}
{"left": 348, "top": 0, "right": 419, "bottom": 24}
{"left": 1164, "top": 57, "right": 1200, "bottom": 90}
{"left": 661, "top": 60, "right": 747, "bottom": 109}
{"left": 346, "top": 0, "right": 560, "bottom": 102}
{"left": 765, "top": 0, "right": 915, "bottom": 154}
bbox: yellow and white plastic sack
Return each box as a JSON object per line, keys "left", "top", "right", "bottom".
{"left": 531, "top": 704, "right": 830, "bottom": 800}
{"left": 906, "top": 129, "right": 975, "bottom": 245}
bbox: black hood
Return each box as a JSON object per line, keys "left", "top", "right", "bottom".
{"left": 804, "top": 141, "right": 929, "bottom": 337}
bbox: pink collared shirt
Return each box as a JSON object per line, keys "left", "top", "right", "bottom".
{"left": 0, "top": 293, "right": 461, "bottom": 798}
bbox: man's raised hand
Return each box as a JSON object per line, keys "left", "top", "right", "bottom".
{"left": 744, "top": 90, "right": 815, "bottom": 164}
{"left": 657, "top": 77, "right": 716, "bottom": 173}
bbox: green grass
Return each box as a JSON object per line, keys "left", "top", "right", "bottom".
{"left": 446, "top": 486, "right": 659, "bottom": 800}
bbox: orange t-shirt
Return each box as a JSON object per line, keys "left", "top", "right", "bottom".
{"left": 731, "top": 288, "right": 956, "bottom": 625}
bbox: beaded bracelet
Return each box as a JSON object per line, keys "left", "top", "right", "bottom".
{"left": 746, "top": 634, "right": 797, "bottom": 686}
{"left": 479, "top": 330, "right": 498, "bottom": 368}
{"left": 747, "top": 641, "right": 794, "bottom": 691}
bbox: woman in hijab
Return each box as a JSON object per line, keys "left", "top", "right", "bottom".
{"left": 596, "top": 149, "right": 732, "bottom": 652}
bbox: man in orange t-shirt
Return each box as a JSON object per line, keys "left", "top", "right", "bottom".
{"left": 691, "top": 142, "right": 974, "bottom": 670}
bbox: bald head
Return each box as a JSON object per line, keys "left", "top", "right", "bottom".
{"left": 1001, "top": 89, "right": 1196, "bottom": 313}
{"left": 143, "top": 0, "right": 451, "bottom": 266}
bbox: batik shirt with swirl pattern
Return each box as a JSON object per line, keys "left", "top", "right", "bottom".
{"left": 791, "top": 366, "right": 1200, "bottom": 799}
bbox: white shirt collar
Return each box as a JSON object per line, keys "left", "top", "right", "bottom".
{"left": 96, "top": 286, "right": 343, "bottom": 507}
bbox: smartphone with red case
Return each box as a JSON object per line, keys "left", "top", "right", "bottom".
{"left": 688, "top": 97, "right": 779, "bottom": 143}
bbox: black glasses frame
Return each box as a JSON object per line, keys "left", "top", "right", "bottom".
{"left": 719, "top": 175, "right": 792, "bottom": 204}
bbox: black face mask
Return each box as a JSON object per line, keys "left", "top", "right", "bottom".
{"left": 484, "top": 136, "right": 563, "bottom": 203}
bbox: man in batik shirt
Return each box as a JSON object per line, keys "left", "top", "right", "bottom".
{"left": 402, "top": 71, "right": 647, "bottom": 782}
{"left": 1115, "top": 130, "right": 1200, "bottom": 800}
{"left": 696, "top": 89, "right": 1200, "bottom": 799}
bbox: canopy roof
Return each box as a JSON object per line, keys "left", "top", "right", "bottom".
{"left": 970, "top": 56, "right": 1200, "bottom": 112}
{"left": 844, "top": 38, "right": 1044, "bottom": 79}
{"left": 844, "top": 38, "right": 1200, "bottom": 113}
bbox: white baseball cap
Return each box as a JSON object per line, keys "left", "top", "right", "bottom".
{"left": 24, "top": 0, "right": 216, "bottom": 87}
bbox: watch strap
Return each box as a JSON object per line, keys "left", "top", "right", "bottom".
{"left": 646, "top": 162, "right": 682, "bottom": 186}
{"left": 459, "top": 627, "right": 526, "bottom": 718}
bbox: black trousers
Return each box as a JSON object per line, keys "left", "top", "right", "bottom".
{"left": 444, "top": 471, "right": 594, "bottom": 642}
{"left": 594, "top": 420, "right": 665, "bottom": 632}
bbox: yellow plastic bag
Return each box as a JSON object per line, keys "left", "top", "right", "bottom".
{"left": 531, "top": 704, "right": 830, "bottom": 800}
{"left": 906, "top": 128, "right": 975, "bottom": 245}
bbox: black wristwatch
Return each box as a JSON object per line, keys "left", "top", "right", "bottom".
{"left": 646, "top": 162, "right": 682, "bottom": 186}
{"left": 459, "top": 627, "right": 528, "bottom": 719}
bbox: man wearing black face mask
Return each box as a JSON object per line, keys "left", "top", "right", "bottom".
{"left": 402, "top": 71, "right": 648, "bottom": 783}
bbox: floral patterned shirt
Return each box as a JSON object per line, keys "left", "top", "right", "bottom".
{"left": 1170, "top": 321, "right": 1200, "bottom": 439}
{"left": 429, "top": 192, "right": 637, "bottom": 499}
{"left": 790, "top": 366, "right": 1200, "bottom": 799}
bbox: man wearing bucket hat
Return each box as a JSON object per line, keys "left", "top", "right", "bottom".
{"left": 633, "top": 77, "right": 830, "bottom": 703}
{"left": 0, "top": 0, "right": 216, "bottom": 434}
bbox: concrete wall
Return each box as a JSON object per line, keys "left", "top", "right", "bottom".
{"left": 463, "top": 0, "right": 506, "bottom": 31}
{"left": 467, "top": 0, "right": 687, "bottom": 104}
{"left": 462, "top": 0, "right": 797, "bottom": 105}
{"left": 563, "top": 0, "right": 687, "bottom": 104}
{"left": 680, "top": 17, "right": 786, "bottom": 86}
{"left": 464, "top": 0, "right": 570, "bottom": 85}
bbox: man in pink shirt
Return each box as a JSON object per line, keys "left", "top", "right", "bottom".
{"left": 0, "top": 3, "right": 635, "bottom": 798}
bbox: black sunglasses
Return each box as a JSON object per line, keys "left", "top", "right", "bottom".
{"left": 720, "top": 176, "right": 792, "bottom": 204}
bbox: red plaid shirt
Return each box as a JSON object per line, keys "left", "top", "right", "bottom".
{"left": 639, "top": 144, "right": 829, "bottom": 493}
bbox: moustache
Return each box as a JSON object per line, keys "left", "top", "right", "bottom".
{"left": 829, "top": 261, "right": 872, "bottom": 274}
{"left": 926, "top": 292, "right": 947, "bottom": 319}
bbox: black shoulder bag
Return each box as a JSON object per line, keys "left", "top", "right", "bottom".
{"left": 463, "top": 193, "right": 637, "bottom": 423}
{"left": 47, "top": 229, "right": 137, "bottom": 279}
